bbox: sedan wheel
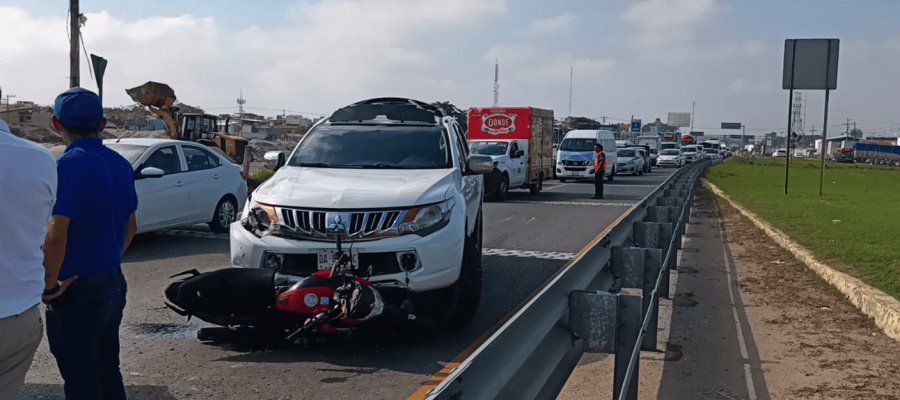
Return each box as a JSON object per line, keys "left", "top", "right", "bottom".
{"left": 209, "top": 197, "right": 237, "bottom": 233}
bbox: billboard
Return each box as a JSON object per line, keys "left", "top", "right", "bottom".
{"left": 721, "top": 122, "right": 742, "bottom": 129}
{"left": 667, "top": 112, "right": 691, "bottom": 128}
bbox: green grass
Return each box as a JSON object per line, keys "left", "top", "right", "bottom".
{"left": 708, "top": 156, "right": 900, "bottom": 299}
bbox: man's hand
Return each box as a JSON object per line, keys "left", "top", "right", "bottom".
{"left": 42, "top": 275, "right": 78, "bottom": 303}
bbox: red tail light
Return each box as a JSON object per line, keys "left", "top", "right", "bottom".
{"left": 240, "top": 170, "right": 247, "bottom": 180}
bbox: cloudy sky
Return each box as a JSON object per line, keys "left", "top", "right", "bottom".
{"left": 2, "top": 0, "right": 899, "bottom": 136}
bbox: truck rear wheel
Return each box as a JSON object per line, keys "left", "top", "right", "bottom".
{"left": 529, "top": 172, "right": 544, "bottom": 195}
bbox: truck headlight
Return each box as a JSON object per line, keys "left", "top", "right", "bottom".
{"left": 400, "top": 199, "right": 454, "bottom": 236}
{"left": 243, "top": 200, "right": 278, "bottom": 236}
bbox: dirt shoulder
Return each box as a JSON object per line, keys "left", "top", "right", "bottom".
{"left": 716, "top": 191, "right": 900, "bottom": 399}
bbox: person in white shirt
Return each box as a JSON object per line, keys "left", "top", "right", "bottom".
{"left": 0, "top": 118, "right": 57, "bottom": 399}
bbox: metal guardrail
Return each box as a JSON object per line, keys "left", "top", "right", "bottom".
{"left": 425, "top": 161, "right": 707, "bottom": 400}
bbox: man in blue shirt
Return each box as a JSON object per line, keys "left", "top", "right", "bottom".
{"left": 42, "top": 87, "right": 138, "bottom": 400}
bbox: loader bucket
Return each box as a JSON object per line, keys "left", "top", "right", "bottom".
{"left": 126, "top": 81, "right": 177, "bottom": 108}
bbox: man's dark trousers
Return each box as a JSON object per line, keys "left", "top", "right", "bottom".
{"left": 46, "top": 268, "right": 127, "bottom": 400}
{"left": 594, "top": 169, "right": 605, "bottom": 198}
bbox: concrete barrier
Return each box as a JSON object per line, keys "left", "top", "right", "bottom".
{"left": 705, "top": 180, "right": 900, "bottom": 342}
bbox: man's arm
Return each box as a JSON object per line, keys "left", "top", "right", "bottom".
{"left": 122, "top": 212, "right": 137, "bottom": 254}
{"left": 43, "top": 215, "right": 77, "bottom": 301}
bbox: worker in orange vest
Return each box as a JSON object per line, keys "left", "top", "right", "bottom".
{"left": 592, "top": 143, "right": 606, "bottom": 199}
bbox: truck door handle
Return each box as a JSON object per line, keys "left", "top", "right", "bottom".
{"left": 176, "top": 181, "right": 184, "bottom": 187}
{"left": 213, "top": 173, "right": 220, "bottom": 179}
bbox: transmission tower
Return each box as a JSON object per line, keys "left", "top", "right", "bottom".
{"left": 791, "top": 91, "right": 804, "bottom": 137}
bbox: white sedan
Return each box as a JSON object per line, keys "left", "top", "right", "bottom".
{"left": 104, "top": 138, "right": 247, "bottom": 233}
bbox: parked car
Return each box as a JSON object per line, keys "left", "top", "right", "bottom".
{"left": 682, "top": 145, "right": 701, "bottom": 163}
{"left": 657, "top": 148, "right": 685, "bottom": 168}
{"left": 231, "top": 98, "right": 494, "bottom": 329}
{"left": 104, "top": 138, "right": 248, "bottom": 233}
{"left": 616, "top": 148, "right": 646, "bottom": 175}
{"left": 772, "top": 149, "right": 788, "bottom": 158}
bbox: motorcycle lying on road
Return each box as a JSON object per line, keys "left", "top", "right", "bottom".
{"left": 164, "top": 209, "right": 415, "bottom": 344}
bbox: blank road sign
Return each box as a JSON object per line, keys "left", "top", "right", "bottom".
{"left": 783, "top": 39, "right": 839, "bottom": 90}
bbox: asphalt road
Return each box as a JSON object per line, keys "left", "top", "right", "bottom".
{"left": 22, "top": 167, "right": 678, "bottom": 400}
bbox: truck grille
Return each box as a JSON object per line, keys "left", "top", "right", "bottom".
{"left": 562, "top": 160, "right": 588, "bottom": 166}
{"left": 276, "top": 207, "right": 406, "bottom": 240}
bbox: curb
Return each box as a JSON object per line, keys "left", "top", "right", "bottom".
{"left": 704, "top": 180, "right": 900, "bottom": 342}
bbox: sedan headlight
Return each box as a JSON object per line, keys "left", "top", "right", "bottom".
{"left": 399, "top": 199, "right": 454, "bottom": 236}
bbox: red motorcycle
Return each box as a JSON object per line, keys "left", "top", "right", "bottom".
{"left": 165, "top": 233, "right": 398, "bottom": 343}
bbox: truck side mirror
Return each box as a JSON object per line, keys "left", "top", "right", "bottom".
{"left": 466, "top": 155, "right": 494, "bottom": 175}
{"left": 264, "top": 151, "right": 286, "bottom": 171}
{"left": 514, "top": 149, "right": 525, "bottom": 158}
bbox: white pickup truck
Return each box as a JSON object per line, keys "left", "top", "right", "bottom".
{"left": 231, "top": 98, "right": 494, "bottom": 329}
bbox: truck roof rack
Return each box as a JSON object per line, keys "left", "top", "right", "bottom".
{"left": 329, "top": 98, "right": 443, "bottom": 125}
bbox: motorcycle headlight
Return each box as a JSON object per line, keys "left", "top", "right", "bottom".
{"left": 400, "top": 199, "right": 454, "bottom": 236}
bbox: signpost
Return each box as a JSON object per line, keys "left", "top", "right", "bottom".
{"left": 721, "top": 122, "right": 744, "bottom": 148}
{"left": 783, "top": 39, "right": 838, "bottom": 196}
{"left": 630, "top": 119, "right": 642, "bottom": 133}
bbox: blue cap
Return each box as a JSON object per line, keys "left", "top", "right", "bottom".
{"left": 53, "top": 87, "right": 103, "bottom": 132}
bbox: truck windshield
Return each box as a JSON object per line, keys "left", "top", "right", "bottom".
{"left": 560, "top": 138, "right": 595, "bottom": 151}
{"left": 288, "top": 124, "right": 452, "bottom": 169}
{"left": 469, "top": 141, "right": 509, "bottom": 156}
{"left": 660, "top": 149, "right": 680, "bottom": 156}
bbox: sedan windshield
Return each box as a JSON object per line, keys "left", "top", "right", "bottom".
{"left": 469, "top": 141, "right": 508, "bottom": 156}
{"left": 288, "top": 124, "right": 451, "bottom": 169}
{"left": 559, "top": 138, "right": 596, "bottom": 152}
{"left": 617, "top": 149, "right": 636, "bottom": 158}
{"left": 683, "top": 147, "right": 697, "bottom": 153}
{"left": 105, "top": 143, "right": 148, "bottom": 165}
{"left": 660, "top": 149, "right": 680, "bottom": 156}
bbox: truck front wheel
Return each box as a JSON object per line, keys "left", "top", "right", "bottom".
{"left": 420, "top": 214, "right": 483, "bottom": 330}
{"left": 496, "top": 174, "right": 509, "bottom": 201}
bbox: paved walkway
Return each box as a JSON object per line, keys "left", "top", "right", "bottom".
{"left": 656, "top": 191, "right": 770, "bottom": 400}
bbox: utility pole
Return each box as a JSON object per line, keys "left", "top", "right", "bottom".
{"left": 493, "top": 58, "right": 500, "bottom": 107}
{"left": 4, "top": 94, "right": 16, "bottom": 112}
{"left": 568, "top": 65, "right": 573, "bottom": 117}
{"left": 690, "top": 101, "right": 695, "bottom": 132}
{"left": 843, "top": 118, "right": 852, "bottom": 135}
{"left": 236, "top": 89, "right": 247, "bottom": 137}
{"left": 69, "top": 0, "right": 80, "bottom": 88}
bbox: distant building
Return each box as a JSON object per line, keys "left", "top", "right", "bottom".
{"left": 821, "top": 135, "right": 861, "bottom": 156}
{"left": 641, "top": 118, "right": 678, "bottom": 135}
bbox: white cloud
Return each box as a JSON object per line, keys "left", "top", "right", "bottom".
{"left": 728, "top": 78, "right": 771, "bottom": 95}
{"left": 0, "top": 6, "right": 231, "bottom": 110}
{"left": 234, "top": 0, "right": 507, "bottom": 111}
{"left": 528, "top": 13, "right": 576, "bottom": 36}
{"left": 621, "top": 0, "right": 717, "bottom": 47}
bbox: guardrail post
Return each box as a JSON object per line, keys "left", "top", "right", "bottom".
{"left": 646, "top": 206, "right": 677, "bottom": 223}
{"left": 633, "top": 222, "right": 660, "bottom": 250}
{"left": 569, "top": 290, "right": 618, "bottom": 353}
{"left": 641, "top": 248, "right": 662, "bottom": 350}
{"left": 612, "top": 247, "right": 644, "bottom": 289}
{"left": 613, "top": 295, "right": 642, "bottom": 400}
{"left": 657, "top": 224, "right": 674, "bottom": 297}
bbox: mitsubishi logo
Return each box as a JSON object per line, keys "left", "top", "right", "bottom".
{"left": 325, "top": 212, "right": 348, "bottom": 233}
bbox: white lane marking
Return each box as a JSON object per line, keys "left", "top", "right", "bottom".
{"left": 744, "top": 364, "right": 759, "bottom": 400}
{"left": 716, "top": 213, "right": 757, "bottom": 400}
{"left": 155, "top": 230, "right": 577, "bottom": 262}
{"left": 498, "top": 216, "right": 513, "bottom": 223}
{"left": 524, "top": 217, "right": 537, "bottom": 224}
{"left": 542, "top": 183, "right": 570, "bottom": 191}
{"left": 483, "top": 248, "right": 576, "bottom": 260}
{"left": 507, "top": 200, "right": 637, "bottom": 207}
{"left": 157, "top": 229, "right": 227, "bottom": 240}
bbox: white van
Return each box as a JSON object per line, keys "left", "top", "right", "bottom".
{"left": 555, "top": 130, "right": 618, "bottom": 182}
